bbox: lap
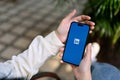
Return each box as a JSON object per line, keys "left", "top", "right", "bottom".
{"left": 91, "top": 62, "right": 120, "bottom": 80}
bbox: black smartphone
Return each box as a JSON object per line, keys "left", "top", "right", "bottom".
{"left": 62, "top": 22, "right": 90, "bottom": 66}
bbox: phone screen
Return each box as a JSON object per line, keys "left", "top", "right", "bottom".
{"left": 62, "top": 22, "right": 90, "bottom": 66}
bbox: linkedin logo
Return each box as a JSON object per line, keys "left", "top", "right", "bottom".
{"left": 74, "top": 38, "right": 80, "bottom": 45}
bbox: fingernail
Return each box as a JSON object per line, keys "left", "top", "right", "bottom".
{"left": 89, "top": 16, "right": 91, "bottom": 19}
{"left": 93, "top": 22, "right": 95, "bottom": 25}
{"left": 89, "top": 43, "right": 92, "bottom": 46}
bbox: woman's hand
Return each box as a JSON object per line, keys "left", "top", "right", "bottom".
{"left": 55, "top": 9, "right": 95, "bottom": 43}
{"left": 72, "top": 43, "right": 92, "bottom": 80}
{"left": 59, "top": 43, "right": 92, "bottom": 80}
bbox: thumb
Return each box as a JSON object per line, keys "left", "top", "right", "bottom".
{"left": 65, "top": 9, "right": 76, "bottom": 20}
{"left": 84, "top": 43, "right": 92, "bottom": 64}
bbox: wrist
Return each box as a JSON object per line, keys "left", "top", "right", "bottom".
{"left": 55, "top": 30, "right": 64, "bottom": 43}
{"left": 76, "top": 74, "right": 92, "bottom": 80}
{"left": 75, "top": 70, "right": 92, "bottom": 80}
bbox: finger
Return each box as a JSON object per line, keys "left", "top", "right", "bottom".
{"left": 80, "top": 21, "right": 95, "bottom": 30}
{"left": 80, "top": 21, "right": 95, "bottom": 27}
{"left": 89, "top": 30, "right": 93, "bottom": 34}
{"left": 65, "top": 9, "right": 76, "bottom": 20}
{"left": 90, "top": 26, "right": 95, "bottom": 30}
{"left": 71, "top": 65, "right": 76, "bottom": 69}
{"left": 59, "top": 47, "right": 64, "bottom": 52}
{"left": 59, "top": 53, "right": 63, "bottom": 58}
{"left": 84, "top": 21, "right": 95, "bottom": 26}
{"left": 60, "top": 60, "right": 64, "bottom": 63}
{"left": 84, "top": 43, "right": 92, "bottom": 62}
{"left": 73, "top": 15, "right": 91, "bottom": 22}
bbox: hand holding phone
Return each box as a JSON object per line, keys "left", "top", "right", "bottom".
{"left": 62, "top": 22, "right": 90, "bottom": 66}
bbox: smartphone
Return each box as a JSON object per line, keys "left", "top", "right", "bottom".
{"left": 62, "top": 22, "right": 90, "bottom": 66}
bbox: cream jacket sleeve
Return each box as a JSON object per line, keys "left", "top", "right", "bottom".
{"left": 5, "top": 31, "right": 64, "bottom": 79}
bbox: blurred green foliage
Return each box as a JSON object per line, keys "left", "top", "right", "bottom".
{"left": 85, "top": 0, "right": 120, "bottom": 45}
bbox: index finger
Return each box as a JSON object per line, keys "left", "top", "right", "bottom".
{"left": 73, "top": 15, "right": 91, "bottom": 22}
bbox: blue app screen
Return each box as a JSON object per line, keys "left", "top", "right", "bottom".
{"left": 62, "top": 22, "right": 89, "bottom": 66}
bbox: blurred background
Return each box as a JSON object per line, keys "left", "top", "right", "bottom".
{"left": 0, "top": 0, "right": 120, "bottom": 80}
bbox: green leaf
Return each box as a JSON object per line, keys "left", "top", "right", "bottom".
{"left": 95, "top": 19, "right": 113, "bottom": 37}
{"left": 112, "top": 23, "right": 120, "bottom": 44}
{"left": 114, "top": 0, "right": 120, "bottom": 16}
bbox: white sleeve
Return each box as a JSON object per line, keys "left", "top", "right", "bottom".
{"left": 5, "top": 31, "right": 64, "bottom": 79}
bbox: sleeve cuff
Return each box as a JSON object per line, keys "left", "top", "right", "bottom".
{"left": 45, "top": 31, "right": 64, "bottom": 55}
